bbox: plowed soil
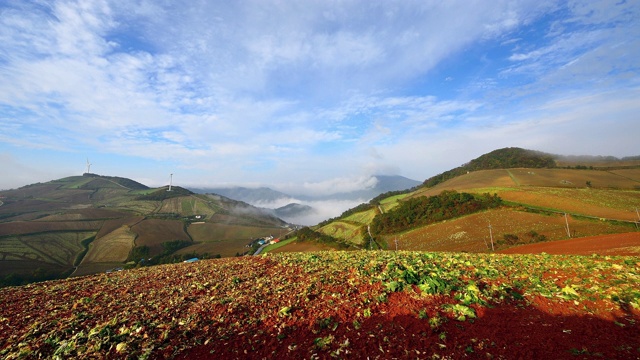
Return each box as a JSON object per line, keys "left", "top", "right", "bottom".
{"left": 500, "top": 232, "right": 640, "bottom": 256}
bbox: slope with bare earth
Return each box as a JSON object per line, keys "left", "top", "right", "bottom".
{"left": 384, "top": 208, "right": 636, "bottom": 253}
{"left": 499, "top": 232, "right": 640, "bottom": 256}
{"left": 1, "top": 251, "right": 638, "bottom": 359}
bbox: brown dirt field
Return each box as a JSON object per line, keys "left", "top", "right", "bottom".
{"left": 509, "top": 168, "right": 640, "bottom": 188}
{"left": 269, "top": 241, "right": 337, "bottom": 253}
{"left": 499, "top": 232, "right": 640, "bottom": 256}
{"left": 131, "top": 219, "right": 191, "bottom": 255}
{"left": 95, "top": 216, "right": 145, "bottom": 239}
{"left": 609, "top": 168, "right": 640, "bottom": 184}
{"left": 500, "top": 187, "right": 640, "bottom": 221}
{"left": 187, "top": 222, "right": 279, "bottom": 242}
{"left": 175, "top": 241, "right": 248, "bottom": 258}
{"left": 414, "top": 168, "right": 640, "bottom": 199}
{"left": 555, "top": 159, "right": 640, "bottom": 168}
{"left": 386, "top": 208, "right": 635, "bottom": 253}
{"left": 2, "top": 253, "right": 638, "bottom": 359}
{"left": 413, "top": 169, "right": 516, "bottom": 198}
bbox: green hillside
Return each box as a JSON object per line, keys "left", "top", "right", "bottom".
{"left": 0, "top": 174, "right": 288, "bottom": 287}
{"left": 282, "top": 149, "right": 640, "bottom": 254}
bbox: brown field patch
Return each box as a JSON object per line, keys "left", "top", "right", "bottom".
{"left": 187, "top": 222, "right": 280, "bottom": 242}
{"left": 385, "top": 208, "right": 636, "bottom": 253}
{"left": 499, "top": 187, "right": 640, "bottom": 221}
{"left": 414, "top": 168, "right": 640, "bottom": 200}
{"left": 555, "top": 159, "right": 640, "bottom": 168}
{"left": 81, "top": 225, "right": 135, "bottom": 263}
{"left": 499, "top": 232, "right": 640, "bottom": 256}
{"left": 95, "top": 216, "right": 144, "bottom": 239}
{"left": 131, "top": 219, "right": 190, "bottom": 255}
{"left": 509, "top": 168, "right": 640, "bottom": 188}
{"left": 413, "top": 170, "right": 516, "bottom": 198}
{"left": 609, "top": 168, "right": 640, "bottom": 183}
{"left": 175, "top": 241, "right": 247, "bottom": 258}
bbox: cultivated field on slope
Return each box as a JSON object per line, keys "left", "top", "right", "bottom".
{"left": 131, "top": 219, "right": 191, "bottom": 255}
{"left": 1, "top": 251, "right": 637, "bottom": 359}
{"left": 0, "top": 220, "right": 103, "bottom": 236}
{"left": 81, "top": 225, "right": 135, "bottom": 264}
{"left": 508, "top": 168, "right": 640, "bottom": 188}
{"left": 344, "top": 208, "right": 377, "bottom": 224}
{"left": 555, "top": 159, "right": 640, "bottom": 168}
{"left": 185, "top": 222, "right": 284, "bottom": 257}
{"left": 0, "top": 231, "right": 95, "bottom": 274}
{"left": 379, "top": 193, "right": 408, "bottom": 211}
{"left": 499, "top": 232, "right": 640, "bottom": 256}
{"left": 95, "top": 217, "right": 145, "bottom": 239}
{"left": 317, "top": 221, "right": 366, "bottom": 246}
{"left": 498, "top": 187, "right": 640, "bottom": 221}
{"left": 413, "top": 168, "right": 640, "bottom": 199}
{"left": 33, "top": 208, "right": 127, "bottom": 222}
{"left": 381, "top": 208, "right": 636, "bottom": 253}
{"left": 409, "top": 168, "right": 640, "bottom": 221}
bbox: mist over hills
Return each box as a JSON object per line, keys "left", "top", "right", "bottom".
{"left": 190, "top": 175, "right": 421, "bottom": 225}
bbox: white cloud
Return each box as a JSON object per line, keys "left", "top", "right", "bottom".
{"left": 0, "top": 0, "right": 638, "bottom": 215}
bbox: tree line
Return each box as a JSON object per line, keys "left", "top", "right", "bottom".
{"left": 370, "top": 190, "right": 502, "bottom": 235}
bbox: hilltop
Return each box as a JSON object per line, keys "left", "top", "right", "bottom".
{"left": 0, "top": 174, "right": 288, "bottom": 287}
{"left": 273, "top": 147, "right": 640, "bottom": 256}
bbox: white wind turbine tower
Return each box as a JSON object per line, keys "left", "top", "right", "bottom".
{"left": 85, "top": 158, "right": 92, "bottom": 174}
{"left": 167, "top": 173, "right": 173, "bottom": 192}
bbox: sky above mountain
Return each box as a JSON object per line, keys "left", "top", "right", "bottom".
{"left": 1, "top": 1, "right": 638, "bottom": 192}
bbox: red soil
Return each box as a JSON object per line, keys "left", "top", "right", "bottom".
{"left": 500, "top": 232, "right": 640, "bottom": 256}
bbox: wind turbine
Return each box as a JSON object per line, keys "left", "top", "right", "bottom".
{"left": 85, "top": 158, "right": 92, "bottom": 174}
{"left": 167, "top": 173, "right": 173, "bottom": 192}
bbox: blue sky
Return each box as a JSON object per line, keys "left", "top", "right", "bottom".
{"left": 1, "top": 0, "right": 639, "bottom": 194}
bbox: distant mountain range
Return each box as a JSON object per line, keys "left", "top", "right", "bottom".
{"left": 191, "top": 175, "right": 421, "bottom": 203}
{"left": 189, "top": 175, "right": 422, "bottom": 224}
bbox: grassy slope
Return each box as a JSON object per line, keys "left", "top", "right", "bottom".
{"left": 293, "top": 167, "right": 640, "bottom": 254}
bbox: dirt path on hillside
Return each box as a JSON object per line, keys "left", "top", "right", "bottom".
{"left": 499, "top": 232, "right": 640, "bottom": 256}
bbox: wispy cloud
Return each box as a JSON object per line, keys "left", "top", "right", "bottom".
{"left": 0, "top": 0, "right": 638, "bottom": 195}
